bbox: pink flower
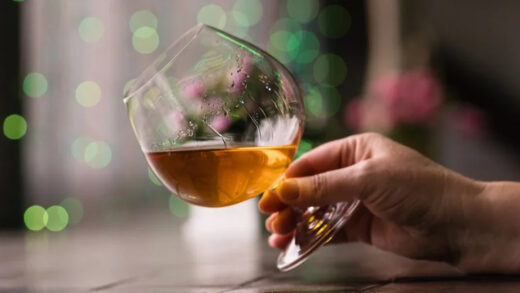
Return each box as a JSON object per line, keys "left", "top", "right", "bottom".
{"left": 181, "top": 79, "right": 206, "bottom": 100}
{"left": 210, "top": 115, "right": 232, "bottom": 133}
{"left": 343, "top": 98, "right": 363, "bottom": 131}
{"left": 370, "top": 70, "right": 443, "bottom": 126}
{"left": 165, "top": 111, "right": 186, "bottom": 133}
{"left": 228, "top": 56, "right": 254, "bottom": 93}
{"left": 452, "top": 106, "right": 487, "bottom": 137}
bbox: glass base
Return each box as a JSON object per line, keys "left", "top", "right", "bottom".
{"left": 276, "top": 199, "right": 361, "bottom": 271}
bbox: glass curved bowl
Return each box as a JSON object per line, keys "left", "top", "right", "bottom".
{"left": 123, "top": 24, "right": 360, "bottom": 271}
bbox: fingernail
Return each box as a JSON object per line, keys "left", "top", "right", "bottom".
{"left": 279, "top": 179, "right": 299, "bottom": 201}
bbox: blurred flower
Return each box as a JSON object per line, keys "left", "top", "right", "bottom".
{"left": 210, "top": 115, "right": 232, "bottom": 132}
{"left": 228, "top": 56, "right": 254, "bottom": 93}
{"left": 181, "top": 79, "right": 206, "bottom": 100}
{"left": 452, "top": 105, "right": 487, "bottom": 138}
{"left": 372, "top": 70, "right": 442, "bottom": 125}
{"left": 343, "top": 98, "right": 362, "bottom": 131}
{"left": 344, "top": 69, "right": 443, "bottom": 132}
{"left": 165, "top": 111, "right": 187, "bottom": 134}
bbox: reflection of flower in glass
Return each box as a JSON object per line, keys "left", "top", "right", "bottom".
{"left": 210, "top": 115, "right": 232, "bottom": 132}
{"left": 165, "top": 111, "right": 186, "bottom": 134}
{"left": 181, "top": 79, "right": 206, "bottom": 100}
{"left": 228, "top": 56, "right": 254, "bottom": 93}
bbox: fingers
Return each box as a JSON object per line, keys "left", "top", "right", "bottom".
{"left": 286, "top": 134, "right": 377, "bottom": 178}
{"left": 277, "top": 164, "right": 367, "bottom": 207}
{"left": 259, "top": 189, "right": 287, "bottom": 214}
{"left": 268, "top": 232, "right": 294, "bottom": 250}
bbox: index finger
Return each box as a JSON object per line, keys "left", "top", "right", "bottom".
{"left": 287, "top": 134, "right": 372, "bottom": 178}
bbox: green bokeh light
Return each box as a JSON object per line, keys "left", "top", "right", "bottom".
{"left": 24, "top": 205, "right": 48, "bottom": 231}
{"left": 23, "top": 72, "right": 48, "bottom": 98}
{"left": 291, "top": 30, "right": 320, "bottom": 64}
{"left": 197, "top": 4, "right": 227, "bottom": 29}
{"left": 148, "top": 167, "right": 162, "bottom": 186}
{"left": 319, "top": 85, "right": 342, "bottom": 117}
{"left": 123, "top": 78, "right": 136, "bottom": 95}
{"left": 3, "top": 114, "right": 27, "bottom": 140}
{"left": 295, "top": 139, "right": 313, "bottom": 159}
{"left": 60, "top": 198, "right": 84, "bottom": 225}
{"left": 318, "top": 5, "right": 351, "bottom": 39}
{"left": 71, "top": 136, "right": 91, "bottom": 161}
{"left": 129, "top": 10, "right": 158, "bottom": 32}
{"left": 84, "top": 141, "right": 112, "bottom": 169}
{"left": 75, "top": 81, "right": 101, "bottom": 107}
{"left": 267, "top": 18, "right": 302, "bottom": 64}
{"left": 132, "top": 26, "right": 160, "bottom": 54}
{"left": 78, "top": 17, "right": 104, "bottom": 43}
{"left": 287, "top": 0, "right": 319, "bottom": 23}
{"left": 313, "top": 54, "right": 347, "bottom": 86}
{"left": 169, "top": 195, "right": 189, "bottom": 218}
{"left": 303, "top": 85, "right": 323, "bottom": 116}
{"left": 270, "top": 30, "right": 300, "bottom": 52}
{"left": 231, "top": 0, "right": 263, "bottom": 27}
{"left": 46, "top": 206, "right": 69, "bottom": 232}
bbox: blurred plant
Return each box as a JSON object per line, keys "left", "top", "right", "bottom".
{"left": 344, "top": 69, "right": 443, "bottom": 153}
{"left": 451, "top": 104, "right": 487, "bottom": 138}
{"left": 344, "top": 69, "right": 489, "bottom": 153}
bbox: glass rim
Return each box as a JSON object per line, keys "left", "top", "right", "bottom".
{"left": 122, "top": 23, "right": 206, "bottom": 105}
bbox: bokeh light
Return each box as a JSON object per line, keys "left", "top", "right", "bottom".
{"left": 318, "top": 5, "right": 351, "bottom": 39}
{"left": 319, "top": 85, "right": 342, "bottom": 117}
{"left": 270, "top": 30, "right": 300, "bottom": 53}
{"left": 303, "top": 85, "right": 324, "bottom": 116}
{"left": 123, "top": 78, "right": 136, "bottom": 95}
{"left": 60, "top": 198, "right": 84, "bottom": 225}
{"left": 148, "top": 167, "right": 162, "bottom": 186}
{"left": 78, "top": 17, "right": 104, "bottom": 43}
{"left": 129, "top": 10, "right": 158, "bottom": 33}
{"left": 169, "top": 195, "right": 189, "bottom": 218}
{"left": 267, "top": 18, "right": 304, "bottom": 64}
{"left": 295, "top": 139, "right": 313, "bottom": 159}
{"left": 197, "top": 4, "right": 227, "bottom": 29}
{"left": 71, "top": 136, "right": 91, "bottom": 161}
{"left": 313, "top": 54, "right": 347, "bottom": 86}
{"left": 132, "top": 26, "right": 160, "bottom": 54}
{"left": 287, "top": 0, "right": 319, "bottom": 23}
{"left": 84, "top": 141, "right": 112, "bottom": 169}
{"left": 46, "top": 205, "right": 69, "bottom": 232}
{"left": 24, "top": 205, "right": 48, "bottom": 231}
{"left": 23, "top": 72, "right": 48, "bottom": 98}
{"left": 231, "top": 0, "right": 263, "bottom": 27}
{"left": 292, "top": 30, "right": 320, "bottom": 64}
{"left": 3, "top": 114, "right": 27, "bottom": 140}
{"left": 75, "top": 81, "right": 101, "bottom": 107}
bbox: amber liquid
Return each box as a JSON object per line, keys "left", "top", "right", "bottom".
{"left": 145, "top": 145, "right": 297, "bottom": 207}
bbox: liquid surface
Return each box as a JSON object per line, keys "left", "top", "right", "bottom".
{"left": 146, "top": 145, "right": 297, "bottom": 207}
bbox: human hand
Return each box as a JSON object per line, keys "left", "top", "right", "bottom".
{"left": 259, "top": 133, "right": 508, "bottom": 272}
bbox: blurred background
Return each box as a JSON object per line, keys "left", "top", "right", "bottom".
{"left": 1, "top": 0, "right": 520, "bottom": 240}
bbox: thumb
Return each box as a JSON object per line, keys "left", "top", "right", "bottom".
{"left": 277, "top": 164, "right": 366, "bottom": 207}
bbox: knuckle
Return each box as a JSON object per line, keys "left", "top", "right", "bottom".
{"left": 363, "top": 132, "right": 383, "bottom": 141}
{"left": 309, "top": 173, "right": 328, "bottom": 204}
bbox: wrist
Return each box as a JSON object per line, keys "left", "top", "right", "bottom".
{"left": 454, "top": 181, "right": 520, "bottom": 273}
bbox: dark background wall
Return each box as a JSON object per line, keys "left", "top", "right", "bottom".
{"left": 0, "top": 1, "right": 23, "bottom": 229}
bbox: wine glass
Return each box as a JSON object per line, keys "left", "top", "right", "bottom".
{"left": 123, "top": 24, "right": 360, "bottom": 271}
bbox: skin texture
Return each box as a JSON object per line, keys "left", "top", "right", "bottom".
{"left": 259, "top": 133, "right": 520, "bottom": 273}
